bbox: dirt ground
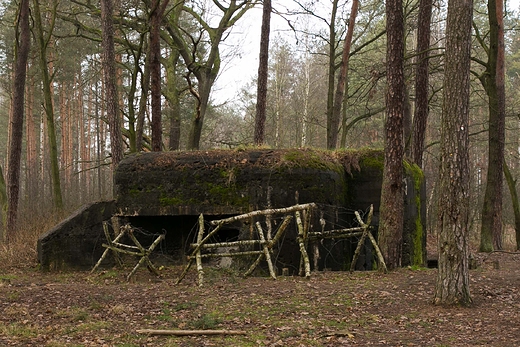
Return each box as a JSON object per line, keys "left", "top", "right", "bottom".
{"left": 0, "top": 250, "right": 519, "bottom": 347}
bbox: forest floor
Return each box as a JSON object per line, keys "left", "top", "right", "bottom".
{"left": 0, "top": 250, "right": 519, "bottom": 347}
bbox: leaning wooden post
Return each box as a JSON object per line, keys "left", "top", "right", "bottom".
{"left": 126, "top": 232, "right": 165, "bottom": 281}
{"left": 256, "top": 222, "right": 276, "bottom": 279}
{"left": 244, "top": 215, "right": 293, "bottom": 278}
{"left": 350, "top": 205, "right": 373, "bottom": 272}
{"left": 91, "top": 222, "right": 125, "bottom": 273}
{"left": 196, "top": 214, "right": 205, "bottom": 286}
{"left": 296, "top": 210, "right": 311, "bottom": 278}
{"left": 367, "top": 231, "right": 388, "bottom": 273}
{"left": 174, "top": 221, "right": 224, "bottom": 285}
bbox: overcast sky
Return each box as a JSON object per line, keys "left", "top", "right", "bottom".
{"left": 212, "top": 0, "right": 520, "bottom": 105}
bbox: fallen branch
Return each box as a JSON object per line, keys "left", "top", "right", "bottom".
{"left": 136, "top": 329, "right": 247, "bottom": 336}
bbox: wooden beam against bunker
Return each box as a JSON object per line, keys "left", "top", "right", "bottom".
{"left": 91, "top": 222, "right": 165, "bottom": 281}
{"left": 175, "top": 204, "right": 311, "bottom": 286}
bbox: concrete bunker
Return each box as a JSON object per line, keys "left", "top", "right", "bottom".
{"left": 38, "top": 149, "right": 426, "bottom": 273}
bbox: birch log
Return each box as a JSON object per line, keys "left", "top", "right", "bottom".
{"left": 196, "top": 214, "right": 205, "bottom": 286}
{"left": 256, "top": 222, "right": 276, "bottom": 279}
{"left": 209, "top": 203, "right": 316, "bottom": 225}
{"left": 296, "top": 210, "right": 311, "bottom": 278}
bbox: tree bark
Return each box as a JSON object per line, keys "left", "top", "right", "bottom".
{"left": 434, "top": 0, "right": 473, "bottom": 306}
{"left": 0, "top": 165, "right": 6, "bottom": 240}
{"left": 253, "top": 0, "right": 271, "bottom": 146}
{"left": 480, "top": 0, "right": 505, "bottom": 252}
{"left": 326, "top": 0, "right": 339, "bottom": 150}
{"left": 331, "top": 0, "right": 359, "bottom": 150}
{"left": 136, "top": 40, "right": 151, "bottom": 152}
{"left": 6, "top": 0, "right": 30, "bottom": 240}
{"left": 378, "top": 0, "right": 405, "bottom": 270}
{"left": 166, "top": 49, "right": 181, "bottom": 150}
{"left": 101, "top": 0, "right": 123, "bottom": 167}
{"left": 503, "top": 161, "right": 520, "bottom": 250}
{"left": 150, "top": 0, "right": 170, "bottom": 152}
{"left": 412, "top": 0, "right": 433, "bottom": 167}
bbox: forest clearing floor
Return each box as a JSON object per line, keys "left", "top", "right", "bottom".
{"left": 0, "top": 251, "right": 519, "bottom": 347}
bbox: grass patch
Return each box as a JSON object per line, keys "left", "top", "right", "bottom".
{"left": 190, "top": 313, "right": 222, "bottom": 330}
{"left": 0, "top": 322, "right": 39, "bottom": 339}
{"left": 173, "top": 301, "right": 199, "bottom": 311}
{"left": 6, "top": 291, "right": 20, "bottom": 301}
{"left": 76, "top": 320, "right": 111, "bottom": 332}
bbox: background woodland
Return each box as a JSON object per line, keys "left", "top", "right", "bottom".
{"left": 0, "top": 0, "right": 519, "bottom": 257}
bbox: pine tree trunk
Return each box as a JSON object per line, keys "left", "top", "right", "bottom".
{"left": 33, "top": 0, "right": 63, "bottom": 210}
{"left": 412, "top": 0, "right": 433, "bottom": 167}
{"left": 166, "top": 50, "right": 181, "bottom": 151}
{"left": 378, "top": 0, "right": 405, "bottom": 270}
{"left": 434, "top": 0, "right": 473, "bottom": 306}
{"left": 101, "top": 0, "right": 123, "bottom": 167}
{"left": 480, "top": 0, "right": 505, "bottom": 252}
{"left": 326, "top": 0, "right": 339, "bottom": 149}
{"left": 332, "top": 0, "right": 358, "bottom": 150}
{"left": 150, "top": 0, "right": 169, "bottom": 152}
{"left": 503, "top": 161, "right": 520, "bottom": 250}
{"left": 254, "top": 0, "right": 271, "bottom": 146}
{"left": 6, "top": 0, "right": 30, "bottom": 239}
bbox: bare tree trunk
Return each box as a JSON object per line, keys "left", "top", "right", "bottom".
{"left": 378, "top": 0, "right": 405, "bottom": 270}
{"left": 503, "top": 161, "right": 520, "bottom": 250}
{"left": 0, "top": 165, "right": 6, "bottom": 240}
{"left": 6, "top": 0, "right": 30, "bottom": 239}
{"left": 101, "top": 0, "right": 123, "bottom": 168}
{"left": 166, "top": 49, "right": 181, "bottom": 150}
{"left": 254, "top": 0, "right": 271, "bottom": 146}
{"left": 25, "top": 77, "right": 37, "bottom": 211}
{"left": 331, "top": 0, "right": 358, "bottom": 150}
{"left": 150, "top": 0, "right": 170, "bottom": 152}
{"left": 412, "top": 0, "right": 433, "bottom": 167}
{"left": 326, "top": 0, "right": 339, "bottom": 150}
{"left": 480, "top": 0, "right": 505, "bottom": 252}
{"left": 32, "top": 0, "right": 63, "bottom": 210}
{"left": 136, "top": 41, "right": 151, "bottom": 152}
{"left": 434, "top": 0, "right": 473, "bottom": 306}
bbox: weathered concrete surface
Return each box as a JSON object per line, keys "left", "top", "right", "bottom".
{"left": 114, "top": 149, "right": 346, "bottom": 216}
{"left": 37, "top": 201, "right": 116, "bottom": 270}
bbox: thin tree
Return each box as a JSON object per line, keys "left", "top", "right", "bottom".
{"left": 32, "top": 0, "right": 63, "bottom": 210}
{"left": 412, "top": 0, "right": 433, "bottom": 167}
{"left": 150, "top": 0, "right": 170, "bottom": 152}
{"left": 331, "top": 0, "right": 359, "bottom": 150}
{"left": 434, "top": 0, "right": 473, "bottom": 306}
{"left": 100, "top": 0, "right": 123, "bottom": 167}
{"left": 254, "top": 0, "right": 272, "bottom": 146}
{"left": 326, "top": 0, "right": 339, "bottom": 150}
{"left": 163, "top": 0, "right": 183, "bottom": 151}
{"left": 6, "top": 0, "right": 30, "bottom": 240}
{"left": 479, "top": 0, "right": 505, "bottom": 252}
{"left": 503, "top": 161, "right": 520, "bottom": 250}
{"left": 378, "top": 0, "right": 405, "bottom": 270}
{"left": 0, "top": 165, "right": 6, "bottom": 240}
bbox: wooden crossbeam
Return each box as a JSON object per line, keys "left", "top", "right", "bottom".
{"left": 91, "top": 222, "right": 165, "bottom": 281}
{"left": 175, "top": 203, "right": 387, "bottom": 286}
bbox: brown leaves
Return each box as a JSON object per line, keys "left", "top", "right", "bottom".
{"left": 0, "top": 254, "right": 519, "bottom": 346}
